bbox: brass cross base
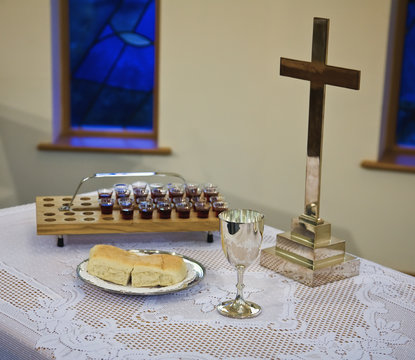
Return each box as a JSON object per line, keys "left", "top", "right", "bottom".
{"left": 260, "top": 216, "right": 360, "bottom": 287}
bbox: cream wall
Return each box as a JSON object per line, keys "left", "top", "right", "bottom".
{"left": 1, "top": 0, "right": 413, "bottom": 273}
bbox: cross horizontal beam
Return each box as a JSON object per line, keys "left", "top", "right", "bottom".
{"left": 280, "top": 58, "right": 360, "bottom": 90}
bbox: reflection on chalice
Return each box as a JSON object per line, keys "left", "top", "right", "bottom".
{"left": 217, "top": 209, "right": 265, "bottom": 319}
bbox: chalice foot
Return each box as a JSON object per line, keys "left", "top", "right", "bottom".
{"left": 217, "top": 298, "right": 261, "bottom": 319}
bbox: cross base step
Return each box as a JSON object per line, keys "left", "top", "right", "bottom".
{"left": 260, "top": 247, "right": 360, "bottom": 287}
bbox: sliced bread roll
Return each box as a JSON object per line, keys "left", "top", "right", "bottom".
{"left": 86, "top": 245, "right": 187, "bottom": 287}
{"left": 87, "top": 244, "right": 138, "bottom": 286}
{"left": 131, "top": 254, "right": 187, "bottom": 287}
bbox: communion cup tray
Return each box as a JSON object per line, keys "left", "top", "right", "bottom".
{"left": 36, "top": 172, "right": 221, "bottom": 246}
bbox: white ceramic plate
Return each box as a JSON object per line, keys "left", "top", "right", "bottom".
{"left": 77, "top": 249, "right": 205, "bottom": 295}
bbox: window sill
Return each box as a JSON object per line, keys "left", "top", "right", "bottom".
{"left": 361, "top": 150, "right": 415, "bottom": 174}
{"left": 37, "top": 136, "right": 172, "bottom": 155}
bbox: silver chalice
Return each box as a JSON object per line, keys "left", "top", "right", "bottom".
{"left": 217, "top": 209, "right": 265, "bottom": 318}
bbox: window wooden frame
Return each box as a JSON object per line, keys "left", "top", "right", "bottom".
{"left": 38, "top": 0, "right": 171, "bottom": 155}
{"left": 361, "top": 0, "right": 415, "bottom": 173}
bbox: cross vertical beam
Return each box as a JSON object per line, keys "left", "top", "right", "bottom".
{"left": 280, "top": 17, "right": 360, "bottom": 225}
{"left": 305, "top": 18, "right": 328, "bottom": 224}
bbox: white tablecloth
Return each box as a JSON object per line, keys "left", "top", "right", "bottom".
{"left": 0, "top": 203, "right": 414, "bottom": 359}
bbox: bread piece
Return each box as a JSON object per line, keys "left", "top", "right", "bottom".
{"left": 131, "top": 254, "right": 188, "bottom": 287}
{"left": 86, "top": 245, "right": 188, "bottom": 287}
{"left": 87, "top": 244, "right": 138, "bottom": 286}
{"left": 159, "top": 254, "right": 188, "bottom": 286}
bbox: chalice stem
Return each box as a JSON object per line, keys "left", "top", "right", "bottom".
{"left": 235, "top": 265, "right": 246, "bottom": 304}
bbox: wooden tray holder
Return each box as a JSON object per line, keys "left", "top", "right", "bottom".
{"left": 36, "top": 172, "right": 219, "bottom": 246}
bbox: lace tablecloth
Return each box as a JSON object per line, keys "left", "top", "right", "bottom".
{"left": 0, "top": 203, "right": 414, "bottom": 359}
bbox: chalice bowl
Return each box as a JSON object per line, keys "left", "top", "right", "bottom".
{"left": 217, "top": 209, "right": 265, "bottom": 318}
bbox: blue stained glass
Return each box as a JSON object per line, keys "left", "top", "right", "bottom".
{"left": 74, "top": 36, "right": 124, "bottom": 83}
{"left": 136, "top": 0, "right": 156, "bottom": 41}
{"left": 69, "top": 0, "right": 155, "bottom": 131}
{"left": 396, "top": 0, "right": 415, "bottom": 147}
{"left": 83, "top": 86, "right": 151, "bottom": 128}
{"left": 99, "top": 25, "right": 114, "bottom": 40}
{"left": 132, "top": 93, "right": 153, "bottom": 129}
{"left": 118, "top": 32, "right": 152, "bottom": 46}
{"left": 70, "top": 80, "right": 102, "bottom": 127}
{"left": 69, "top": 0, "right": 118, "bottom": 72}
{"left": 110, "top": 0, "right": 148, "bottom": 32}
{"left": 108, "top": 46, "right": 154, "bottom": 91}
{"left": 69, "top": 137, "right": 157, "bottom": 149}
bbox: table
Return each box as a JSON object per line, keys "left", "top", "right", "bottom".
{"left": 1, "top": 203, "right": 414, "bottom": 359}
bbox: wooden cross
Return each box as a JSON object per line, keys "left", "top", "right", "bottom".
{"left": 280, "top": 17, "right": 360, "bottom": 224}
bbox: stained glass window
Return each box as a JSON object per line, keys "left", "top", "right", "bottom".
{"left": 396, "top": 0, "right": 415, "bottom": 147}
{"left": 69, "top": 0, "right": 155, "bottom": 132}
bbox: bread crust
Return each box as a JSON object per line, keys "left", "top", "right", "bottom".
{"left": 87, "top": 245, "right": 187, "bottom": 287}
{"left": 131, "top": 254, "right": 187, "bottom": 287}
